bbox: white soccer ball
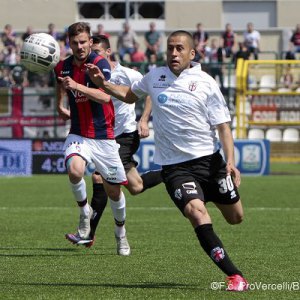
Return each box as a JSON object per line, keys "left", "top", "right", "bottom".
{"left": 20, "top": 33, "right": 60, "bottom": 73}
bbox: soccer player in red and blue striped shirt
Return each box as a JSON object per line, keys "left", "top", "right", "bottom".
{"left": 55, "top": 22, "right": 130, "bottom": 255}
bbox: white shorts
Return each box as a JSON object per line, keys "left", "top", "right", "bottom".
{"left": 63, "top": 134, "right": 127, "bottom": 185}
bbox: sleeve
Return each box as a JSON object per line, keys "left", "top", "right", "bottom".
{"left": 54, "top": 61, "right": 63, "bottom": 83}
{"left": 127, "top": 69, "right": 143, "bottom": 85}
{"left": 96, "top": 58, "right": 111, "bottom": 81}
{"left": 131, "top": 72, "right": 150, "bottom": 98}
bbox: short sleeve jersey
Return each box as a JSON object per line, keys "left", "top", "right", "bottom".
{"left": 110, "top": 62, "right": 143, "bottom": 137}
{"left": 243, "top": 30, "right": 260, "bottom": 48}
{"left": 55, "top": 52, "right": 113, "bottom": 139}
{"left": 131, "top": 63, "right": 231, "bottom": 166}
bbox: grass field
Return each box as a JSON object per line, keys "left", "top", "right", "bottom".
{"left": 0, "top": 168, "right": 299, "bottom": 299}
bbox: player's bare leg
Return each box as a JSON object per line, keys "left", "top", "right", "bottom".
{"left": 214, "top": 200, "right": 244, "bottom": 225}
{"left": 184, "top": 198, "right": 248, "bottom": 291}
{"left": 65, "top": 156, "right": 93, "bottom": 244}
{"left": 103, "top": 181, "right": 130, "bottom": 256}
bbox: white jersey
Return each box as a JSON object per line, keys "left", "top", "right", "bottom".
{"left": 110, "top": 62, "right": 143, "bottom": 137}
{"left": 243, "top": 30, "right": 260, "bottom": 48}
{"left": 131, "top": 63, "right": 231, "bottom": 166}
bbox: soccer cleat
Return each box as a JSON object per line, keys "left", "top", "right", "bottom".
{"left": 65, "top": 232, "right": 92, "bottom": 245}
{"left": 226, "top": 274, "right": 248, "bottom": 291}
{"left": 77, "top": 205, "right": 93, "bottom": 239}
{"left": 65, "top": 232, "right": 94, "bottom": 247}
{"left": 115, "top": 235, "right": 131, "bottom": 256}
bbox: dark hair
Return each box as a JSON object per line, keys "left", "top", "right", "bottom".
{"left": 92, "top": 35, "right": 111, "bottom": 49}
{"left": 68, "top": 22, "right": 91, "bottom": 38}
{"left": 168, "top": 30, "right": 195, "bottom": 48}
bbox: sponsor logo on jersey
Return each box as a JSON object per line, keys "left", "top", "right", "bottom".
{"left": 158, "top": 93, "right": 168, "bottom": 104}
{"left": 211, "top": 247, "right": 225, "bottom": 262}
{"left": 174, "top": 188, "right": 182, "bottom": 200}
{"left": 188, "top": 81, "right": 198, "bottom": 91}
{"left": 153, "top": 82, "right": 170, "bottom": 88}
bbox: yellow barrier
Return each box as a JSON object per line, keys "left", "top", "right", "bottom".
{"left": 235, "top": 59, "right": 300, "bottom": 139}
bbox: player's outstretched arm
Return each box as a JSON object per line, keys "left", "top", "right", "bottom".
{"left": 138, "top": 95, "right": 152, "bottom": 138}
{"left": 217, "top": 122, "right": 241, "bottom": 187}
{"left": 86, "top": 63, "right": 139, "bottom": 104}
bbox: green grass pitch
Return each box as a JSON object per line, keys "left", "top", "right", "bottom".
{"left": 0, "top": 172, "right": 299, "bottom": 300}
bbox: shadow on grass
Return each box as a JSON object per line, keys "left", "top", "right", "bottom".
{"left": 0, "top": 246, "right": 115, "bottom": 257}
{"left": 1, "top": 281, "right": 200, "bottom": 290}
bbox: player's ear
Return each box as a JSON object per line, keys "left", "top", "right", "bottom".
{"left": 190, "top": 48, "right": 196, "bottom": 61}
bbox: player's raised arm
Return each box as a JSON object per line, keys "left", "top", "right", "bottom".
{"left": 86, "top": 63, "right": 138, "bottom": 104}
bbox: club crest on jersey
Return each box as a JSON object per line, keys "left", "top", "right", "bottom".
{"left": 174, "top": 188, "right": 182, "bottom": 200}
{"left": 188, "top": 81, "right": 198, "bottom": 91}
{"left": 211, "top": 247, "right": 225, "bottom": 262}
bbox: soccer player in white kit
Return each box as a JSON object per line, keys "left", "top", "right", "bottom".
{"left": 86, "top": 30, "right": 248, "bottom": 291}
{"left": 66, "top": 35, "right": 163, "bottom": 254}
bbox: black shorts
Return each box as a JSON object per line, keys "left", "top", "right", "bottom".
{"left": 161, "top": 151, "right": 240, "bottom": 214}
{"left": 115, "top": 130, "right": 140, "bottom": 172}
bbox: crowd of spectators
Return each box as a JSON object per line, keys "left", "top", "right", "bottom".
{"left": 1, "top": 21, "right": 300, "bottom": 89}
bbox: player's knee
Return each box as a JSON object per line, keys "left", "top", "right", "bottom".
{"left": 226, "top": 213, "right": 243, "bottom": 225}
{"left": 126, "top": 178, "right": 143, "bottom": 195}
{"left": 184, "top": 201, "right": 208, "bottom": 220}
{"left": 106, "top": 187, "right": 122, "bottom": 201}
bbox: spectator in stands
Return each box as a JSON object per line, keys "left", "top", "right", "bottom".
{"left": 205, "top": 38, "right": 226, "bottom": 90}
{"left": 289, "top": 24, "right": 300, "bottom": 53}
{"left": 22, "top": 26, "right": 34, "bottom": 41}
{"left": 117, "top": 22, "right": 137, "bottom": 62}
{"left": 145, "top": 53, "right": 158, "bottom": 73}
{"left": 192, "top": 23, "right": 209, "bottom": 62}
{"left": 221, "top": 23, "right": 237, "bottom": 59}
{"left": 144, "top": 22, "right": 162, "bottom": 62}
{"left": 130, "top": 42, "right": 146, "bottom": 63}
{"left": 280, "top": 66, "right": 294, "bottom": 89}
{"left": 47, "top": 23, "right": 60, "bottom": 40}
{"left": 0, "top": 67, "right": 11, "bottom": 87}
{"left": 3, "top": 45, "right": 19, "bottom": 66}
{"left": 232, "top": 42, "right": 250, "bottom": 67}
{"left": 1, "top": 24, "right": 17, "bottom": 48}
{"left": 243, "top": 22, "right": 260, "bottom": 60}
{"left": 94, "top": 24, "right": 110, "bottom": 39}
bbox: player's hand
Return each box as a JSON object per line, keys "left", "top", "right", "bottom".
{"left": 58, "top": 76, "right": 77, "bottom": 91}
{"left": 85, "top": 63, "right": 105, "bottom": 87}
{"left": 226, "top": 162, "right": 241, "bottom": 187}
{"left": 138, "top": 120, "right": 150, "bottom": 138}
{"left": 57, "top": 106, "right": 70, "bottom": 121}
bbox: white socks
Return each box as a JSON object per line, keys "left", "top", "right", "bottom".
{"left": 70, "top": 178, "right": 87, "bottom": 202}
{"left": 110, "top": 192, "right": 126, "bottom": 237}
{"left": 70, "top": 178, "right": 90, "bottom": 216}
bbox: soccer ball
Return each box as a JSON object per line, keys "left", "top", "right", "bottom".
{"left": 20, "top": 33, "right": 60, "bottom": 73}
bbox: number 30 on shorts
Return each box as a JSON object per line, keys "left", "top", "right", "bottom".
{"left": 218, "top": 175, "right": 234, "bottom": 194}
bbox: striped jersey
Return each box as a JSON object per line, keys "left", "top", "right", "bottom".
{"left": 55, "top": 51, "right": 113, "bottom": 139}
